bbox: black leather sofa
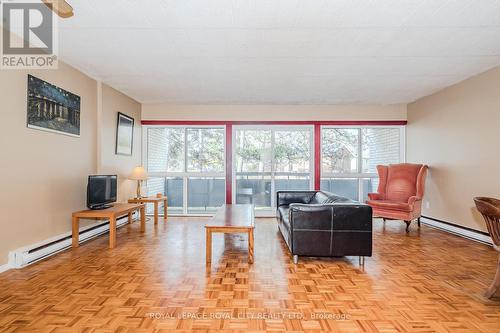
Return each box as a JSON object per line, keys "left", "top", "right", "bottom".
{"left": 276, "top": 190, "right": 372, "bottom": 264}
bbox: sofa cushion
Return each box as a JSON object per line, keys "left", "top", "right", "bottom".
{"left": 277, "top": 191, "right": 315, "bottom": 207}
{"left": 331, "top": 196, "right": 355, "bottom": 204}
{"left": 309, "top": 191, "right": 354, "bottom": 204}
{"left": 309, "top": 191, "right": 331, "bottom": 204}
{"left": 366, "top": 199, "right": 412, "bottom": 212}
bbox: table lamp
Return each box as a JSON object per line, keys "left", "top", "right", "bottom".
{"left": 129, "top": 166, "right": 148, "bottom": 198}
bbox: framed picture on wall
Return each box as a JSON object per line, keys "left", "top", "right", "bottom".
{"left": 27, "top": 75, "right": 81, "bottom": 137}
{"left": 115, "top": 112, "right": 134, "bottom": 155}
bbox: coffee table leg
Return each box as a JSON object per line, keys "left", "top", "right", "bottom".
{"left": 109, "top": 216, "right": 116, "bottom": 249}
{"left": 128, "top": 211, "right": 133, "bottom": 224}
{"left": 72, "top": 217, "right": 79, "bottom": 248}
{"left": 206, "top": 229, "right": 212, "bottom": 264}
{"left": 140, "top": 206, "right": 146, "bottom": 232}
{"left": 248, "top": 228, "right": 254, "bottom": 264}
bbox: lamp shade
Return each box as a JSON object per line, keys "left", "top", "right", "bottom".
{"left": 129, "top": 166, "right": 148, "bottom": 180}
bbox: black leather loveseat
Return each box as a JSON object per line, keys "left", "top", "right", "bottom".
{"left": 276, "top": 190, "right": 372, "bottom": 264}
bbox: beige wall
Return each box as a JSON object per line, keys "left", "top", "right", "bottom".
{"left": 0, "top": 62, "right": 98, "bottom": 266}
{"left": 99, "top": 84, "right": 142, "bottom": 202}
{"left": 407, "top": 66, "right": 500, "bottom": 232}
{"left": 0, "top": 24, "right": 142, "bottom": 266}
{"left": 142, "top": 104, "right": 407, "bottom": 121}
{"left": 0, "top": 75, "right": 142, "bottom": 266}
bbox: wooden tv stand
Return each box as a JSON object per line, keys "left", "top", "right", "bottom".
{"left": 72, "top": 203, "right": 145, "bottom": 249}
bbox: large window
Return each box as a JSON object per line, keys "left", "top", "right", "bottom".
{"left": 145, "top": 126, "right": 225, "bottom": 215}
{"left": 233, "top": 126, "right": 313, "bottom": 210}
{"left": 143, "top": 123, "right": 403, "bottom": 216}
{"left": 321, "top": 127, "right": 404, "bottom": 202}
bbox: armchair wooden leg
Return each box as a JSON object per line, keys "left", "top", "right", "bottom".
{"left": 417, "top": 217, "right": 421, "bottom": 227}
{"left": 405, "top": 220, "right": 411, "bottom": 232}
{"left": 485, "top": 255, "right": 500, "bottom": 299}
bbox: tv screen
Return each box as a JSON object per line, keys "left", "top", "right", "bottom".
{"left": 87, "top": 175, "right": 117, "bottom": 209}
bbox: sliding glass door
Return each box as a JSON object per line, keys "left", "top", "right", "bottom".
{"left": 145, "top": 126, "right": 225, "bottom": 215}
{"left": 234, "top": 129, "right": 272, "bottom": 208}
{"left": 233, "top": 126, "right": 313, "bottom": 211}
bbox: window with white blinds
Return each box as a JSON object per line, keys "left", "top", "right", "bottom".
{"left": 145, "top": 126, "right": 225, "bottom": 215}
{"left": 321, "top": 126, "right": 404, "bottom": 202}
{"left": 147, "top": 127, "right": 185, "bottom": 173}
{"left": 362, "top": 128, "right": 401, "bottom": 173}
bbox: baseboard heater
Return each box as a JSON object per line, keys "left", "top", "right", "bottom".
{"left": 9, "top": 214, "right": 133, "bottom": 269}
{"left": 420, "top": 215, "right": 493, "bottom": 246}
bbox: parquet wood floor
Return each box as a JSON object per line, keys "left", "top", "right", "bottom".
{"left": 0, "top": 218, "right": 499, "bottom": 333}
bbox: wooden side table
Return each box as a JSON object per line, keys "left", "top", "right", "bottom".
{"left": 72, "top": 203, "right": 145, "bottom": 249}
{"left": 128, "top": 196, "right": 168, "bottom": 225}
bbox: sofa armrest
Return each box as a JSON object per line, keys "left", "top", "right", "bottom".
{"left": 289, "top": 203, "right": 333, "bottom": 230}
{"left": 276, "top": 191, "right": 317, "bottom": 209}
{"left": 367, "top": 192, "right": 384, "bottom": 200}
{"left": 330, "top": 203, "right": 372, "bottom": 231}
{"left": 408, "top": 196, "right": 422, "bottom": 206}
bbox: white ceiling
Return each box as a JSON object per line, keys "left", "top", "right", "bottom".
{"left": 58, "top": 0, "right": 500, "bottom": 104}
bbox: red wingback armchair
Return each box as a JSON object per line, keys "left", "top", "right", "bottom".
{"left": 367, "top": 163, "right": 428, "bottom": 232}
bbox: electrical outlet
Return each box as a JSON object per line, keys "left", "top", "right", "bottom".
{"left": 425, "top": 201, "right": 430, "bottom": 209}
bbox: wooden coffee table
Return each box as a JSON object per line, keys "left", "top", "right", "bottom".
{"left": 205, "top": 204, "right": 255, "bottom": 264}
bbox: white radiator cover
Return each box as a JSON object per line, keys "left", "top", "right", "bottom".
{"left": 420, "top": 217, "right": 493, "bottom": 245}
{"left": 8, "top": 215, "right": 132, "bottom": 269}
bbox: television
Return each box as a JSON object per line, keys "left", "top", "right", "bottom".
{"left": 87, "top": 175, "right": 117, "bottom": 209}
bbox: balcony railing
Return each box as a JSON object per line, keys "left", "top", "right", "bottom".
{"left": 235, "top": 172, "right": 310, "bottom": 208}
{"left": 147, "top": 176, "right": 225, "bottom": 215}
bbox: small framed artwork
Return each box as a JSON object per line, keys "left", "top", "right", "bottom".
{"left": 115, "top": 112, "right": 134, "bottom": 156}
